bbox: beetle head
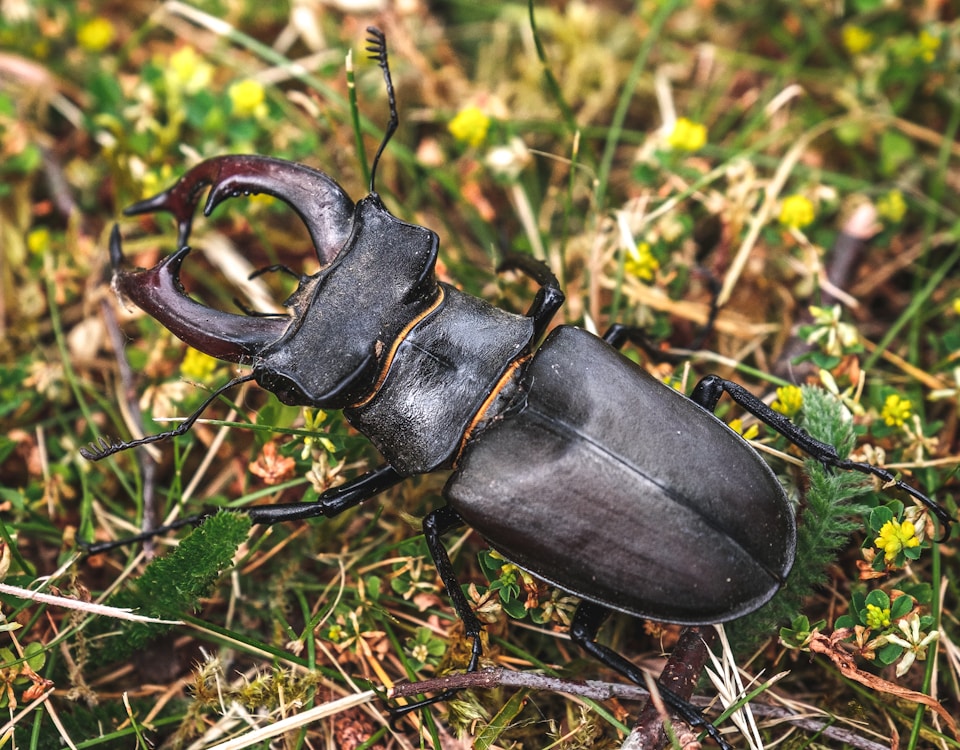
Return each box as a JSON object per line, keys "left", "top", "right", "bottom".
{"left": 113, "top": 156, "right": 440, "bottom": 408}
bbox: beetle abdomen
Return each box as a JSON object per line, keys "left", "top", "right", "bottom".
{"left": 446, "top": 326, "right": 796, "bottom": 625}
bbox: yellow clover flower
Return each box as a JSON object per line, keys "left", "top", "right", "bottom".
{"left": 880, "top": 393, "right": 911, "bottom": 428}
{"left": 624, "top": 241, "right": 659, "bottom": 282}
{"left": 448, "top": 105, "right": 490, "bottom": 148}
{"left": 728, "top": 419, "right": 759, "bottom": 441}
{"left": 916, "top": 30, "right": 940, "bottom": 63}
{"left": 841, "top": 25, "right": 873, "bottom": 55}
{"left": 27, "top": 228, "right": 51, "bottom": 256}
{"left": 873, "top": 518, "right": 920, "bottom": 563}
{"left": 772, "top": 385, "right": 803, "bottom": 418}
{"left": 877, "top": 189, "right": 906, "bottom": 223}
{"left": 865, "top": 603, "right": 891, "bottom": 629}
{"left": 229, "top": 79, "right": 267, "bottom": 119}
{"left": 77, "top": 17, "right": 115, "bottom": 53}
{"left": 180, "top": 347, "right": 219, "bottom": 383}
{"left": 666, "top": 118, "right": 707, "bottom": 152}
{"left": 778, "top": 194, "right": 816, "bottom": 230}
{"left": 169, "top": 46, "right": 214, "bottom": 95}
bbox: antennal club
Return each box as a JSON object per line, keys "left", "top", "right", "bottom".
{"left": 365, "top": 26, "right": 398, "bottom": 195}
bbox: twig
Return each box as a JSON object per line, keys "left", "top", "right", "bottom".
{"left": 0, "top": 582, "right": 181, "bottom": 624}
{"left": 629, "top": 626, "right": 713, "bottom": 749}
{"left": 389, "top": 666, "right": 901, "bottom": 750}
{"left": 99, "top": 294, "right": 159, "bottom": 552}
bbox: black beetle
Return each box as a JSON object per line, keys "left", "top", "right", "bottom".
{"left": 85, "top": 29, "right": 953, "bottom": 748}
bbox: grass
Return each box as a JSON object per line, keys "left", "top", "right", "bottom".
{"left": 1, "top": 1, "right": 959, "bottom": 748}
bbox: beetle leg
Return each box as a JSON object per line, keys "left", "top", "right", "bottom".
{"left": 496, "top": 252, "right": 565, "bottom": 342}
{"left": 691, "top": 375, "right": 955, "bottom": 534}
{"left": 602, "top": 323, "right": 674, "bottom": 361}
{"left": 83, "top": 464, "right": 405, "bottom": 555}
{"left": 422, "top": 505, "right": 484, "bottom": 670}
{"left": 569, "top": 602, "right": 732, "bottom": 750}
{"left": 388, "top": 505, "right": 484, "bottom": 719}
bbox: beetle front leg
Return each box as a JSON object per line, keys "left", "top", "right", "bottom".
{"left": 691, "top": 375, "right": 954, "bottom": 533}
{"left": 83, "top": 464, "right": 406, "bottom": 555}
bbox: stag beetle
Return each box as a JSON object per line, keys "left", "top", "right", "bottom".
{"left": 85, "top": 29, "right": 953, "bottom": 748}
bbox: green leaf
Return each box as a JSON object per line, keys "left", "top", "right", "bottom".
{"left": 890, "top": 594, "right": 913, "bottom": 620}
{"left": 864, "top": 589, "right": 890, "bottom": 610}
{"left": 876, "top": 642, "right": 904, "bottom": 665}
{"left": 24, "top": 641, "right": 45, "bottom": 671}
{"left": 879, "top": 130, "right": 915, "bottom": 176}
{"left": 473, "top": 689, "right": 530, "bottom": 750}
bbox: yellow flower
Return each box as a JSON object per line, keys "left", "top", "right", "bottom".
{"left": 771, "top": 385, "right": 803, "bottom": 418}
{"left": 180, "top": 347, "right": 220, "bottom": 382}
{"left": 842, "top": 25, "right": 873, "bottom": 55}
{"left": 27, "top": 228, "right": 51, "bottom": 255}
{"left": 728, "top": 419, "right": 759, "bottom": 441}
{"left": 873, "top": 519, "right": 920, "bottom": 563}
{"left": 624, "top": 241, "right": 659, "bottom": 282}
{"left": 169, "top": 46, "right": 214, "bottom": 94}
{"left": 229, "top": 79, "right": 267, "bottom": 118}
{"left": 448, "top": 105, "right": 490, "bottom": 148}
{"left": 916, "top": 30, "right": 940, "bottom": 63}
{"left": 865, "top": 603, "right": 891, "bottom": 629}
{"left": 140, "top": 165, "right": 174, "bottom": 201}
{"left": 77, "top": 17, "right": 115, "bottom": 53}
{"left": 301, "top": 409, "right": 336, "bottom": 459}
{"left": 952, "top": 297, "right": 960, "bottom": 316}
{"left": 778, "top": 194, "right": 816, "bottom": 229}
{"left": 880, "top": 393, "right": 911, "bottom": 428}
{"left": 877, "top": 189, "right": 906, "bottom": 223}
{"left": 666, "top": 117, "right": 707, "bottom": 152}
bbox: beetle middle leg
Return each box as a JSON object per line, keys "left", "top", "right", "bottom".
{"left": 389, "top": 504, "right": 485, "bottom": 717}
{"left": 497, "top": 252, "right": 565, "bottom": 341}
{"left": 83, "top": 464, "right": 407, "bottom": 555}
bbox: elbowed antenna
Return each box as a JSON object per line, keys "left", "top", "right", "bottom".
{"left": 365, "top": 26, "right": 398, "bottom": 195}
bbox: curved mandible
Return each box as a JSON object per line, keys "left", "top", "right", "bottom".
{"left": 109, "top": 225, "right": 289, "bottom": 362}
{"left": 124, "top": 155, "right": 356, "bottom": 266}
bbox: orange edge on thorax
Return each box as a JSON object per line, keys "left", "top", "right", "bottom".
{"left": 453, "top": 352, "right": 532, "bottom": 466}
{"left": 348, "top": 286, "right": 446, "bottom": 409}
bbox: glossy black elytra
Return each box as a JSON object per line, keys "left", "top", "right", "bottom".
{"left": 84, "top": 28, "right": 953, "bottom": 749}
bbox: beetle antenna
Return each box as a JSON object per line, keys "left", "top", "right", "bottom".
{"left": 365, "top": 26, "right": 398, "bottom": 195}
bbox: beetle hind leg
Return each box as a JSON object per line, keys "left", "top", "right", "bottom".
{"left": 690, "top": 375, "right": 954, "bottom": 534}
{"left": 569, "top": 602, "right": 732, "bottom": 750}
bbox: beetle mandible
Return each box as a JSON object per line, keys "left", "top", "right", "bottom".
{"left": 85, "top": 28, "right": 953, "bottom": 748}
